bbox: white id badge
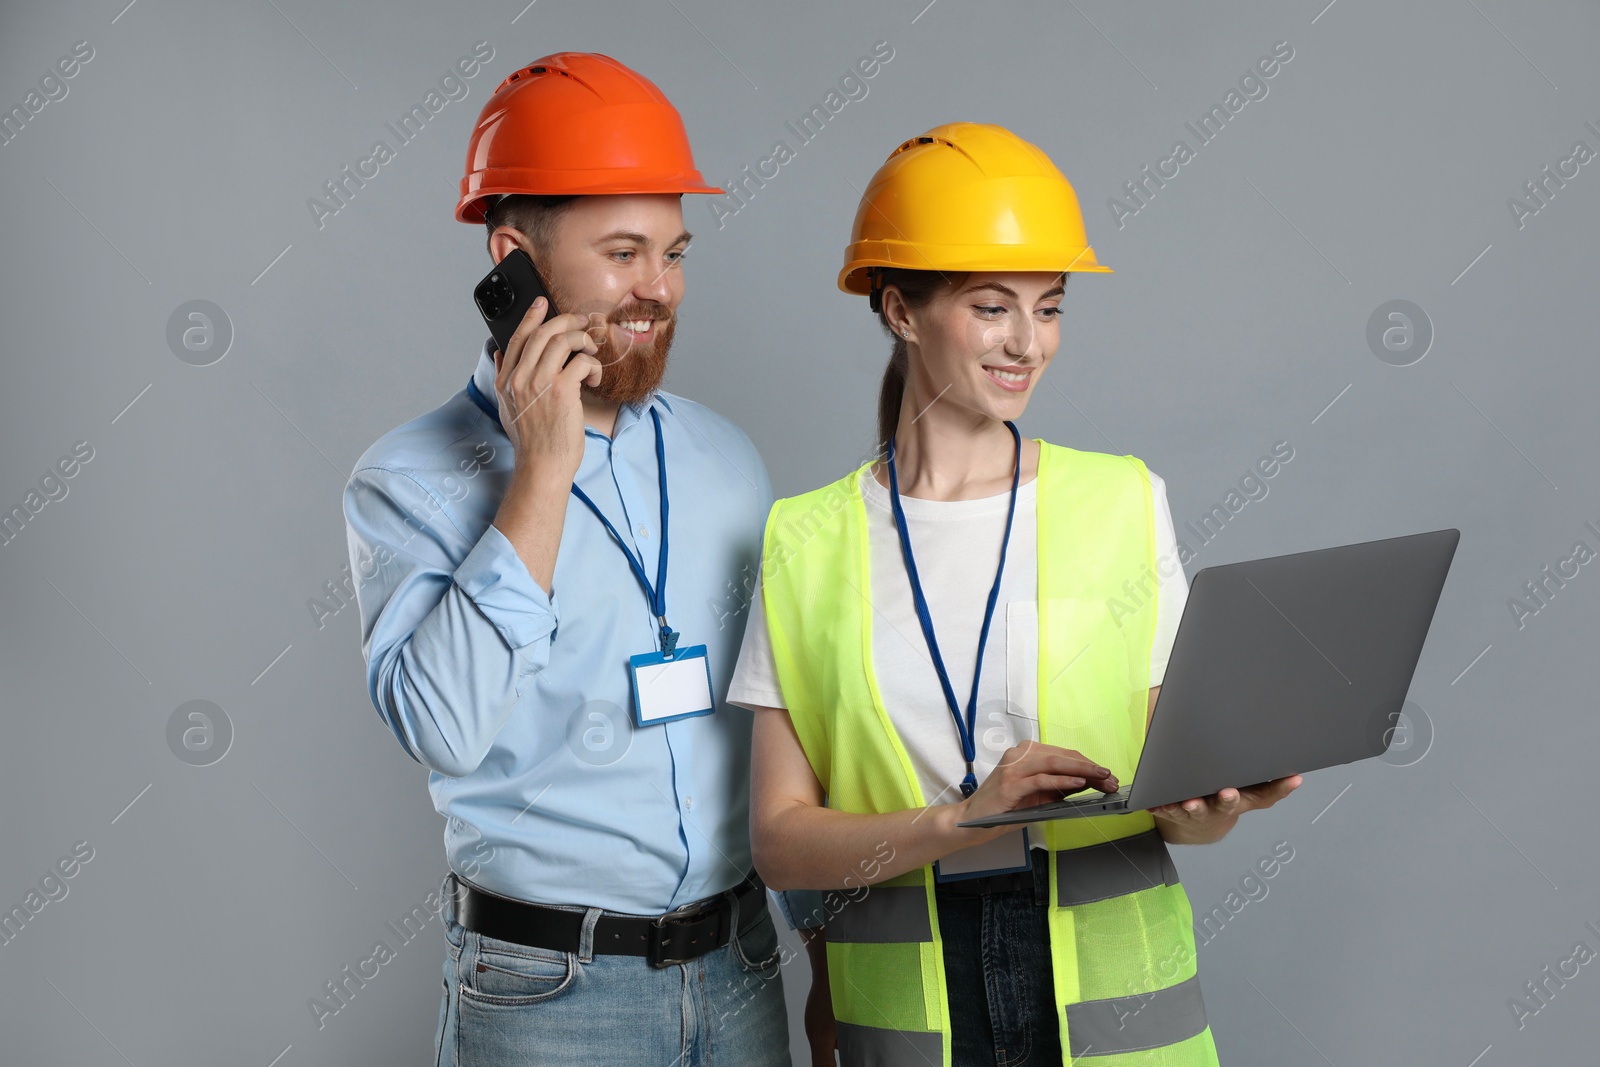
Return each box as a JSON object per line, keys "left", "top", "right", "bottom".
{"left": 934, "top": 826, "right": 1032, "bottom": 883}
{"left": 628, "top": 645, "right": 715, "bottom": 727}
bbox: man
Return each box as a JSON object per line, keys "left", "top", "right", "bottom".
{"left": 342, "top": 52, "right": 811, "bottom": 1065}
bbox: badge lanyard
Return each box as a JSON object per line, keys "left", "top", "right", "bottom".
{"left": 466, "top": 373, "right": 712, "bottom": 728}
{"left": 568, "top": 416, "right": 679, "bottom": 658}
{"left": 885, "top": 420, "right": 1022, "bottom": 799}
{"left": 465, "top": 375, "right": 679, "bottom": 658}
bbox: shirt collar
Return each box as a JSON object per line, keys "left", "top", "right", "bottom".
{"left": 469, "top": 337, "right": 674, "bottom": 432}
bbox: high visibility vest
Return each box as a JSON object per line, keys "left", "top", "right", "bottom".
{"left": 760, "top": 441, "right": 1219, "bottom": 1067}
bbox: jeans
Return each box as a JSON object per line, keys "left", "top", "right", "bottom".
{"left": 433, "top": 871, "right": 791, "bottom": 1066}
{"left": 935, "top": 856, "right": 1061, "bottom": 1067}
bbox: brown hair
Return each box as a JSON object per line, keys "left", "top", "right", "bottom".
{"left": 870, "top": 267, "right": 965, "bottom": 455}
{"left": 483, "top": 194, "right": 580, "bottom": 259}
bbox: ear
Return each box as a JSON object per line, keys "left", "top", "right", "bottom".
{"left": 487, "top": 226, "right": 534, "bottom": 268}
{"left": 881, "top": 286, "right": 913, "bottom": 343}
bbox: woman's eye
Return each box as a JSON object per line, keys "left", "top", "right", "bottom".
{"left": 1038, "top": 307, "right": 1063, "bottom": 319}
{"left": 974, "top": 304, "right": 1006, "bottom": 316}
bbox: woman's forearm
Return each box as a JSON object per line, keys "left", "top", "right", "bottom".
{"left": 749, "top": 705, "right": 1095, "bottom": 891}
{"left": 755, "top": 798, "right": 997, "bottom": 891}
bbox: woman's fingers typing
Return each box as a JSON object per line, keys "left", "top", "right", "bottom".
{"left": 956, "top": 742, "right": 1119, "bottom": 835}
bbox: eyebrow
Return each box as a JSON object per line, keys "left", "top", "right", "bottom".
{"left": 593, "top": 229, "right": 694, "bottom": 248}
{"left": 961, "top": 281, "right": 1066, "bottom": 301}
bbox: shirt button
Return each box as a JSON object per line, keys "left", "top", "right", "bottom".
{"left": 637, "top": 524, "right": 649, "bottom": 540}
{"left": 684, "top": 795, "right": 693, "bottom": 812}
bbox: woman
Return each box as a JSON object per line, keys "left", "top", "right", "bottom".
{"left": 729, "top": 123, "right": 1300, "bottom": 1067}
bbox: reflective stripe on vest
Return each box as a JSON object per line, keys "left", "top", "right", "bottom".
{"left": 1055, "top": 827, "right": 1180, "bottom": 907}
{"left": 828, "top": 885, "right": 933, "bottom": 944}
{"left": 836, "top": 1021, "right": 943, "bottom": 1066}
{"left": 762, "top": 445, "right": 1218, "bottom": 1066}
{"left": 1066, "top": 973, "right": 1210, "bottom": 1057}
{"left": 830, "top": 834, "right": 1177, "bottom": 940}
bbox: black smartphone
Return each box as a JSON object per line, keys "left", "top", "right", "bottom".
{"left": 473, "top": 248, "right": 559, "bottom": 362}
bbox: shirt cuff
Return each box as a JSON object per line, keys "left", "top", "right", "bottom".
{"left": 771, "top": 888, "right": 828, "bottom": 931}
{"left": 452, "top": 522, "right": 560, "bottom": 652}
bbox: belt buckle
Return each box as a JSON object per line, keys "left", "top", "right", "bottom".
{"left": 646, "top": 898, "right": 727, "bottom": 969}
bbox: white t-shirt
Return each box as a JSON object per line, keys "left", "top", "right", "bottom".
{"left": 727, "top": 465, "right": 1189, "bottom": 808}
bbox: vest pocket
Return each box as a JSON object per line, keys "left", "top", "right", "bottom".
{"left": 1037, "top": 595, "right": 1145, "bottom": 774}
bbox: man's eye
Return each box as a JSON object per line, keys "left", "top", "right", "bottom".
{"left": 611, "top": 250, "right": 635, "bottom": 262}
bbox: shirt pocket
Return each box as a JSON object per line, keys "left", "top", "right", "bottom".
{"left": 1004, "top": 600, "right": 1040, "bottom": 746}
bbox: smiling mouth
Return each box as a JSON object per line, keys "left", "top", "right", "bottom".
{"left": 612, "top": 317, "right": 663, "bottom": 339}
{"left": 983, "top": 364, "right": 1032, "bottom": 390}
{"left": 612, "top": 321, "right": 652, "bottom": 342}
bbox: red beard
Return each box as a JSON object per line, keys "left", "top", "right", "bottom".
{"left": 586, "top": 312, "right": 675, "bottom": 405}
{"left": 545, "top": 281, "right": 676, "bottom": 406}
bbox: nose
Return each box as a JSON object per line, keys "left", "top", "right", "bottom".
{"left": 999, "top": 310, "right": 1043, "bottom": 365}
{"left": 632, "top": 256, "right": 675, "bottom": 307}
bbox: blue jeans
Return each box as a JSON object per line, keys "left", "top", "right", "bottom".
{"left": 433, "top": 871, "right": 792, "bottom": 1066}
{"left": 935, "top": 857, "right": 1062, "bottom": 1067}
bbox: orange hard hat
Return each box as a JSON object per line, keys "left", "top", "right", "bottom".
{"left": 455, "top": 52, "right": 721, "bottom": 224}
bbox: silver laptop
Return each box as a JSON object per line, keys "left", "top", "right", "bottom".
{"left": 958, "top": 528, "right": 1460, "bottom": 829}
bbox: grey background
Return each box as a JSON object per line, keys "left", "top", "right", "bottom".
{"left": 2, "top": 0, "right": 1596, "bottom": 1064}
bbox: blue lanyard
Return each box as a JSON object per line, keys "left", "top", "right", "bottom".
{"left": 885, "top": 421, "right": 1022, "bottom": 798}
{"left": 465, "top": 375, "right": 679, "bottom": 658}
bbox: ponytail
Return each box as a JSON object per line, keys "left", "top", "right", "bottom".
{"left": 869, "top": 267, "right": 965, "bottom": 456}
{"left": 876, "top": 340, "right": 909, "bottom": 457}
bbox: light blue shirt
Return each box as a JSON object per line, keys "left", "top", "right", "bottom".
{"left": 344, "top": 339, "right": 813, "bottom": 921}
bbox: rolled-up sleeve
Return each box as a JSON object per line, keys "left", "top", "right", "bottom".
{"left": 454, "top": 522, "right": 562, "bottom": 653}
{"left": 343, "top": 465, "right": 558, "bottom": 778}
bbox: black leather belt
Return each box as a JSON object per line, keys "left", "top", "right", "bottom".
{"left": 450, "top": 870, "right": 765, "bottom": 968}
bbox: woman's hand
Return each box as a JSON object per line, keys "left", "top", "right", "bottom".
{"left": 1151, "top": 774, "right": 1303, "bottom": 845}
{"left": 953, "top": 740, "right": 1119, "bottom": 843}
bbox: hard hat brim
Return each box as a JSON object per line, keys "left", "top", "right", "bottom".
{"left": 457, "top": 173, "right": 723, "bottom": 224}
{"left": 838, "top": 242, "right": 1113, "bottom": 295}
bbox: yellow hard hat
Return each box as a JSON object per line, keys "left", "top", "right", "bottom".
{"left": 839, "top": 122, "right": 1111, "bottom": 301}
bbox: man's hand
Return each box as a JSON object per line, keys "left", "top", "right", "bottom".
{"left": 487, "top": 295, "right": 609, "bottom": 595}
{"left": 492, "top": 295, "right": 606, "bottom": 479}
{"left": 802, "top": 928, "right": 836, "bottom": 1066}
{"left": 1151, "top": 774, "right": 1302, "bottom": 845}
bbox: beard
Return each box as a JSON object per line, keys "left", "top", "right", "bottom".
{"left": 544, "top": 278, "right": 676, "bottom": 406}
{"left": 588, "top": 311, "right": 674, "bottom": 405}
